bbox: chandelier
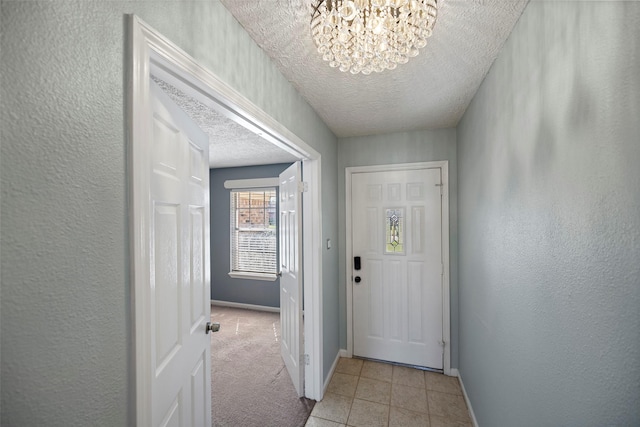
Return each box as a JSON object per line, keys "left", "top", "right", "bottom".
{"left": 311, "top": 0, "right": 439, "bottom": 74}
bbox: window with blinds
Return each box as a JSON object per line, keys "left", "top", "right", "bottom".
{"left": 230, "top": 189, "right": 277, "bottom": 275}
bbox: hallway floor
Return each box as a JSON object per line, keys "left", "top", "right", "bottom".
{"left": 305, "top": 358, "right": 472, "bottom": 427}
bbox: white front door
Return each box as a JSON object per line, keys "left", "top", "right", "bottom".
{"left": 279, "top": 162, "right": 304, "bottom": 396}
{"left": 147, "top": 80, "right": 211, "bottom": 426}
{"left": 351, "top": 167, "right": 443, "bottom": 369}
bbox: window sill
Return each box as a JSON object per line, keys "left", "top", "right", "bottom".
{"left": 228, "top": 271, "right": 279, "bottom": 282}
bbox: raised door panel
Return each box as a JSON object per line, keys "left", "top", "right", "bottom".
{"left": 190, "top": 352, "right": 208, "bottom": 427}
{"left": 159, "top": 398, "right": 181, "bottom": 427}
{"left": 189, "top": 206, "right": 205, "bottom": 333}
{"left": 153, "top": 203, "right": 182, "bottom": 375}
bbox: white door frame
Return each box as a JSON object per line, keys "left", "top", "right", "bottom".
{"left": 345, "top": 161, "right": 451, "bottom": 375}
{"left": 128, "top": 16, "right": 324, "bottom": 423}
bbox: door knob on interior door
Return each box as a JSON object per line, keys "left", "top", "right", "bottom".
{"left": 354, "top": 276, "right": 362, "bottom": 284}
{"left": 206, "top": 322, "right": 220, "bottom": 334}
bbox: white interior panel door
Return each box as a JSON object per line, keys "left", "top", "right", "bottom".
{"left": 352, "top": 168, "right": 443, "bottom": 369}
{"left": 279, "top": 162, "right": 304, "bottom": 397}
{"left": 148, "top": 80, "right": 211, "bottom": 426}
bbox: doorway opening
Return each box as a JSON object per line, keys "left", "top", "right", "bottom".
{"left": 345, "top": 161, "right": 452, "bottom": 376}
{"left": 129, "top": 15, "right": 324, "bottom": 426}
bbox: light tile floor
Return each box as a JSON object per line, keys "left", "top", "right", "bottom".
{"left": 305, "top": 358, "right": 472, "bottom": 427}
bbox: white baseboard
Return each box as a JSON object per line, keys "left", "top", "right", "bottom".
{"left": 320, "top": 349, "right": 350, "bottom": 399}
{"left": 323, "top": 351, "right": 343, "bottom": 398}
{"left": 211, "top": 300, "right": 280, "bottom": 313}
{"left": 457, "top": 371, "right": 479, "bottom": 427}
{"left": 449, "top": 368, "right": 459, "bottom": 377}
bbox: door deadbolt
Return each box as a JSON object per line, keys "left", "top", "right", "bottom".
{"left": 354, "top": 276, "right": 362, "bottom": 283}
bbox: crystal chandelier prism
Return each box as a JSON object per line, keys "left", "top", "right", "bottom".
{"left": 311, "top": 0, "right": 439, "bottom": 74}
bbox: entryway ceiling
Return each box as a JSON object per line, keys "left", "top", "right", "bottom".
{"left": 221, "top": 0, "right": 528, "bottom": 137}
{"left": 152, "top": 76, "right": 300, "bottom": 168}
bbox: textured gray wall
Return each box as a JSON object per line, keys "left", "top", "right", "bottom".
{"left": 338, "top": 128, "right": 458, "bottom": 368}
{"left": 457, "top": 2, "right": 640, "bottom": 426}
{"left": 0, "top": 2, "right": 338, "bottom": 425}
{"left": 210, "top": 164, "right": 291, "bottom": 308}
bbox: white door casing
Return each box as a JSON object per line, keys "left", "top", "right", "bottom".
{"left": 279, "top": 162, "right": 304, "bottom": 397}
{"left": 130, "top": 15, "right": 325, "bottom": 404}
{"left": 348, "top": 163, "right": 450, "bottom": 371}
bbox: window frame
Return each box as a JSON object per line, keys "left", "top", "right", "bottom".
{"left": 228, "top": 184, "right": 279, "bottom": 282}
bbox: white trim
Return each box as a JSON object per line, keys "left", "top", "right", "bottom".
{"left": 346, "top": 161, "right": 447, "bottom": 174}
{"left": 303, "top": 158, "right": 324, "bottom": 401}
{"left": 147, "top": 45, "right": 313, "bottom": 163}
{"left": 449, "top": 368, "right": 459, "bottom": 377}
{"left": 129, "top": 14, "right": 324, "bottom": 414}
{"left": 224, "top": 177, "right": 279, "bottom": 189}
{"left": 211, "top": 300, "right": 280, "bottom": 313}
{"left": 227, "top": 272, "right": 278, "bottom": 282}
{"left": 345, "top": 169, "right": 354, "bottom": 359}
{"left": 229, "top": 188, "right": 277, "bottom": 276}
{"left": 440, "top": 161, "right": 452, "bottom": 376}
{"left": 339, "top": 349, "right": 350, "bottom": 358}
{"left": 345, "top": 161, "right": 452, "bottom": 375}
{"left": 458, "top": 371, "right": 480, "bottom": 427}
{"left": 129, "top": 16, "right": 152, "bottom": 426}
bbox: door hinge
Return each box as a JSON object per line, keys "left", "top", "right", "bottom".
{"left": 301, "top": 354, "right": 310, "bottom": 365}
{"left": 436, "top": 182, "right": 443, "bottom": 194}
{"left": 298, "top": 181, "right": 309, "bottom": 193}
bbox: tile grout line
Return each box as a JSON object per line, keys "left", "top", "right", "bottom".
{"left": 346, "top": 373, "right": 361, "bottom": 426}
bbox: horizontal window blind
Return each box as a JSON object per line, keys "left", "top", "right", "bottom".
{"left": 230, "top": 189, "right": 277, "bottom": 274}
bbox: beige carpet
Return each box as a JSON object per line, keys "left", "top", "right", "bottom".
{"left": 210, "top": 305, "right": 315, "bottom": 427}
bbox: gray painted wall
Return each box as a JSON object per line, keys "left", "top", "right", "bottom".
{"left": 457, "top": 2, "right": 640, "bottom": 426}
{"left": 210, "top": 164, "right": 292, "bottom": 308}
{"left": 0, "top": 2, "right": 339, "bottom": 425}
{"left": 338, "top": 128, "right": 458, "bottom": 368}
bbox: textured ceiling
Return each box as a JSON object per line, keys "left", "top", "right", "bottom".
{"left": 221, "top": 0, "right": 529, "bottom": 137}
{"left": 152, "top": 77, "right": 299, "bottom": 169}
